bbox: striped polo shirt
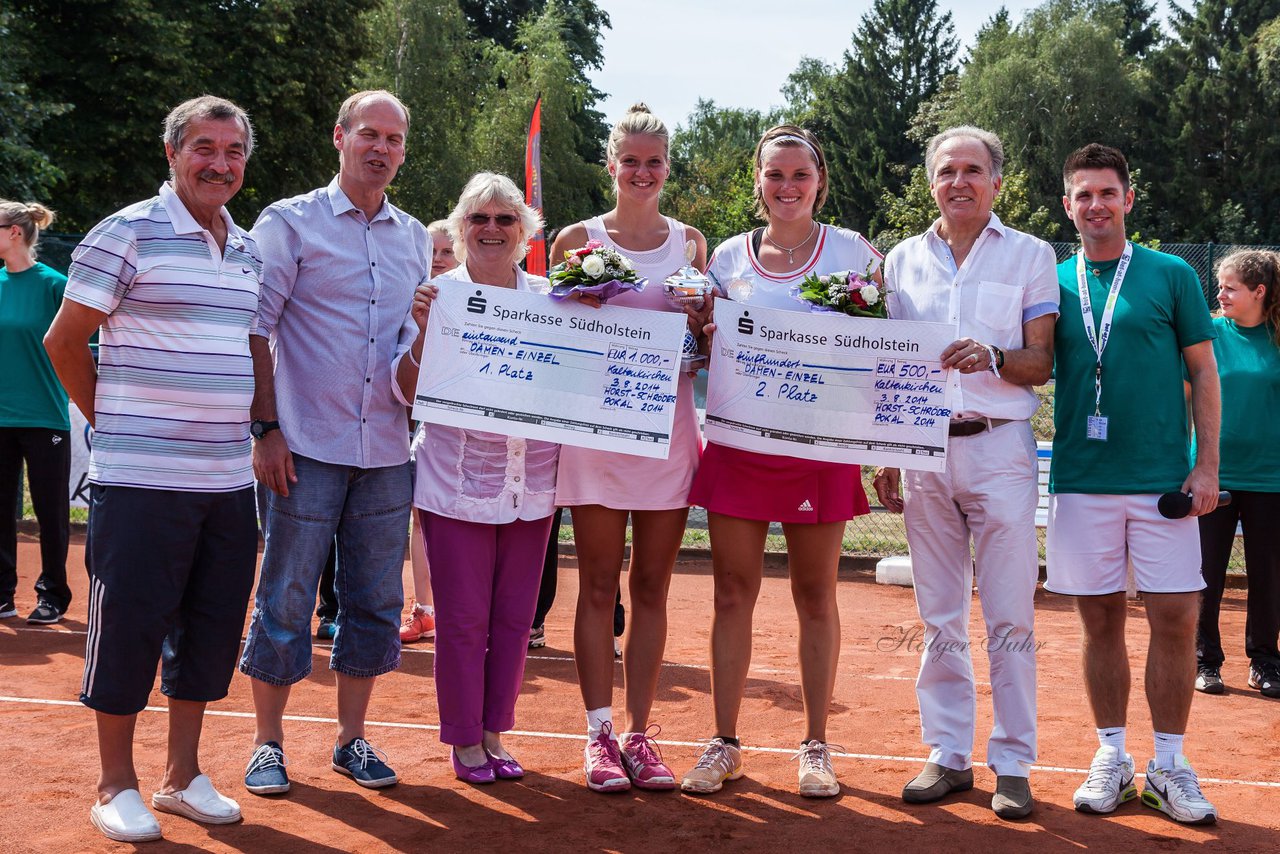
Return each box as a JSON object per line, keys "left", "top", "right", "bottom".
{"left": 64, "top": 183, "right": 262, "bottom": 492}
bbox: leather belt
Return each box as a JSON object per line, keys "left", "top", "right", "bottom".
{"left": 949, "top": 417, "right": 1014, "bottom": 437}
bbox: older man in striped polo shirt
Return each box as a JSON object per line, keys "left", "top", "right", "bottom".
{"left": 45, "top": 96, "right": 261, "bottom": 843}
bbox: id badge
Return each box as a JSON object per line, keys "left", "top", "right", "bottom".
{"left": 1086, "top": 415, "right": 1108, "bottom": 441}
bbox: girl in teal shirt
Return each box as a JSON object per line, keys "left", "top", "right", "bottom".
{"left": 0, "top": 199, "right": 72, "bottom": 624}
{"left": 1194, "top": 250, "right": 1280, "bottom": 699}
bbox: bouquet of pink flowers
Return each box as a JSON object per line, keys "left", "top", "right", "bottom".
{"left": 548, "top": 240, "right": 647, "bottom": 301}
{"left": 789, "top": 264, "right": 888, "bottom": 319}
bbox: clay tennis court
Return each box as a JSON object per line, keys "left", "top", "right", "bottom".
{"left": 2, "top": 534, "right": 1276, "bottom": 852}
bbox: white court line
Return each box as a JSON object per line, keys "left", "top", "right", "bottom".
{"left": 2, "top": 695, "right": 1277, "bottom": 790}
{"left": 13, "top": 627, "right": 943, "bottom": 683}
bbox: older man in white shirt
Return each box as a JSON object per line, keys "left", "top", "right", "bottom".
{"left": 874, "top": 125, "right": 1059, "bottom": 820}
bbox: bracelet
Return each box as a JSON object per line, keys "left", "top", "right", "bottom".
{"left": 407, "top": 347, "right": 421, "bottom": 368}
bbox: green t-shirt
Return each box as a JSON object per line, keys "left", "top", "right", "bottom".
{"left": 1192, "top": 317, "right": 1280, "bottom": 491}
{"left": 0, "top": 261, "right": 70, "bottom": 430}
{"left": 1051, "top": 244, "right": 1214, "bottom": 494}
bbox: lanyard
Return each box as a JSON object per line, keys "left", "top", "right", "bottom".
{"left": 1075, "top": 242, "right": 1131, "bottom": 416}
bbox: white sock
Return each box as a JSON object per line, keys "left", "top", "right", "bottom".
{"left": 1097, "top": 726, "right": 1126, "bottom": 755}
{"left": 586, "top": 707, "right": 612, "bottom": 741}
{"left": 1153, "top": 731, "right": 1184, "bottom": 770}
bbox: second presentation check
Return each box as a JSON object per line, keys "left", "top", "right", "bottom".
{"left": 706, "top": 300, "right": 960, "bottom": 472}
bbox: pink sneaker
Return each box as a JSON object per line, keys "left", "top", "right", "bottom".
{"left": 583, "top": 722, "right": 630, "bottom": 793}
{"left": 620, "top": 725, "right": 676, "bottom": 790}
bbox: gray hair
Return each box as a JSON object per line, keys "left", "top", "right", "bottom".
{"left": 925, "top": 125, "right": 1004, "bottom": 181}
{"left": 163, "top": 95, "right": 254, "bottom": 159}
{"left": 446, "top": 172, "right": 544, "bottom": 264}
{"left": 337, "top": 90, "right": 410, "bottom": 131}
{"left": 426, "top": 219, "right": 451, "bottom": 239}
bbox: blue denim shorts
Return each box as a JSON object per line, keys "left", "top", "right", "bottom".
{"left": 239, "top": 454, "right": 410, "bottom": 684}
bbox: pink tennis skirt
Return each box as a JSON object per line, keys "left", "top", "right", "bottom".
{"left": 688, "top": 442, "right": 869, "bottom": 524}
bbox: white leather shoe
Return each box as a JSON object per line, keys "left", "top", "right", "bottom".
{"left": 90, "top": 789, "right": 163, "bottom": 842}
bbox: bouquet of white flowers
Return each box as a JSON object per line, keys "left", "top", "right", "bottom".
{"left": 548, "top": 240, "right": 647, "bottom": 301}
{"left": 789, "top": 264, "right": 888, "bottom": 319}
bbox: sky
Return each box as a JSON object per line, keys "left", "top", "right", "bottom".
{"left": 589, "top": 0, "right": 1183, "bottom": 130}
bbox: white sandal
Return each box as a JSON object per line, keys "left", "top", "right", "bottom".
{"left": 151, "top": 774, "right": 242, "bottom": 825}
{"left": 90, "top": 788, "right": 163, "bottom": 842}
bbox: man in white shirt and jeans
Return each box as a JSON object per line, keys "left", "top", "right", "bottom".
{"left": 874, "top": 125, "right": 1059, "bottom": 820}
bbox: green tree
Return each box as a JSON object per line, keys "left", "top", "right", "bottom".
{"left": 818, "top": 0, "right": 958, "bottom": 235}
{"left": 12, "top": 0, "right": 196, "bottom": 229}
{"left": 663, "top": 100, "right": 781, "bottom": 243}
{"left": 460, "top": 0, "right": 610, "bottom": 199}
{"left": 360, "top": 0, "right": 481, "bottom": 221}
{"left": 464, "top": 2, "right": 608, "bottom": 229}
{"left": 915, "top": 0, "right": 1153, "bottom": 240}
{"left": 0, "top": 9, "right": 69, "bottom": 201}
{"left": 12, "top": 0, "right": 372, "bottom": 230}
{"left": 1150, "top": 0, "right": 1280, "bottom": 241}
{"left": 185, "top": 0, "right": 374, "bottom": 223}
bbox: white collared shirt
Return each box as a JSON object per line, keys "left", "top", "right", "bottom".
{"left": 885, "top": 213, "right": 1059, "bottom": 420}
{"left": 393, "top": 264, "right": 559, "bottom": 523}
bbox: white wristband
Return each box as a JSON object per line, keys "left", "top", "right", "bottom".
{"left": 984, "top": 344, "right": 1002, "bottom": 380}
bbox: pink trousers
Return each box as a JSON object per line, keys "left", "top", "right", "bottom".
{"left": 418, "top": 509, "right": 554, "bottom": 745}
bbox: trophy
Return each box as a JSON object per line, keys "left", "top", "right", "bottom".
{"left": 663, "top": 241, "right": 714, "bottom": 371}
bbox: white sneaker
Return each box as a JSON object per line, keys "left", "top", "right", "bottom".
{"left": 1141, "top": 756, "right": 1218, "bottom": 824}
{"left": 793, "top": 740, "right": 840, "bottom": 798}
{"left": 680, "top": 737, "right": 743, "bottom": 794}
{"left": 1073, "top": 746, "right": 1137, "bottom": 813}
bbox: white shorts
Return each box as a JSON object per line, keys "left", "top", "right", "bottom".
{"left": 1045, "top": 493, "right": 1205, "bottom": 595}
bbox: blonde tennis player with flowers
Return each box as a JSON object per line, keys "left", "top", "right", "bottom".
{"left": 552, "top": 104, "right": 707, "bottom": 794}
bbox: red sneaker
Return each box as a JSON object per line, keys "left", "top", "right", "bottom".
{"left": 399, "top": 607, "right": 435, "bottom": 642}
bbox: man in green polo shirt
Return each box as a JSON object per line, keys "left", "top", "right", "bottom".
{"left": 1047, "top": 143, "right": 1221, "bottom": 824}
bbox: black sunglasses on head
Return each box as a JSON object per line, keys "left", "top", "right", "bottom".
{"left": 466, "top": 213, "right": 519, "bottom": 227}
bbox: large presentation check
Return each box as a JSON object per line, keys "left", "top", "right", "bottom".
{"left": 705, "top": 300, "right": 960, "bottom": 471}
{"left": 412, "top": 283, "right": 687, "bottom": 458}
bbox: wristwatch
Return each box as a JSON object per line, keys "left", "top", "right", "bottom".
{"left": 250, "top": 419, "right": 280, "bottom": 440}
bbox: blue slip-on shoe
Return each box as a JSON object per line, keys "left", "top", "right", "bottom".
{"left": 333, "top": 737, "right": 398, "bottom": 788}
{"left": 244, "top": 741, "right": 290, "bottom": 795}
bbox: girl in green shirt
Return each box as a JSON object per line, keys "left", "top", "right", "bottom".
{"left": 1195, "top": 249, "right": 1280, "bottom": 699}
{"left": 0, "top": 199, "right": 72, "bottom": 624}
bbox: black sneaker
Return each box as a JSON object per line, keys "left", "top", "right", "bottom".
{"left": 1194, "top": 665, "right": 1224, "bottom": 695}
{"left": 333, "top": 737, "right": 397, "bottom": 788}
{"left": 26, "top": 600, "right": 63, "bottom": 624}
{"left": 315, "top": 615, "right": 337, "bottom": 640}
{"left": 0, "top": 600, "right": 16, "bottom": 619}
{"left": 1248, "top": 662, "right": 1280, "bottom": 698}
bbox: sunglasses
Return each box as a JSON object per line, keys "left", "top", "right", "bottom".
{"left": 466, "top": 213, "right": 519, "bottom": 227}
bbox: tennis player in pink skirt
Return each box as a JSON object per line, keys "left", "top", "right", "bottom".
{"left": 680, "top": 125, "right": 881, "bottom": 799}
{"left": 552, "top": 104, "right": 708, "bottom": 793}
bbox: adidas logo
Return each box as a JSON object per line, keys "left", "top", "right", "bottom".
{"left": 797, "top": 499, "right": 814, "bottom": 512}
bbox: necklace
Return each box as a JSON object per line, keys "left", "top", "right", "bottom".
{"left": 764, "top": 221, "right": 818, "bottom": 264}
